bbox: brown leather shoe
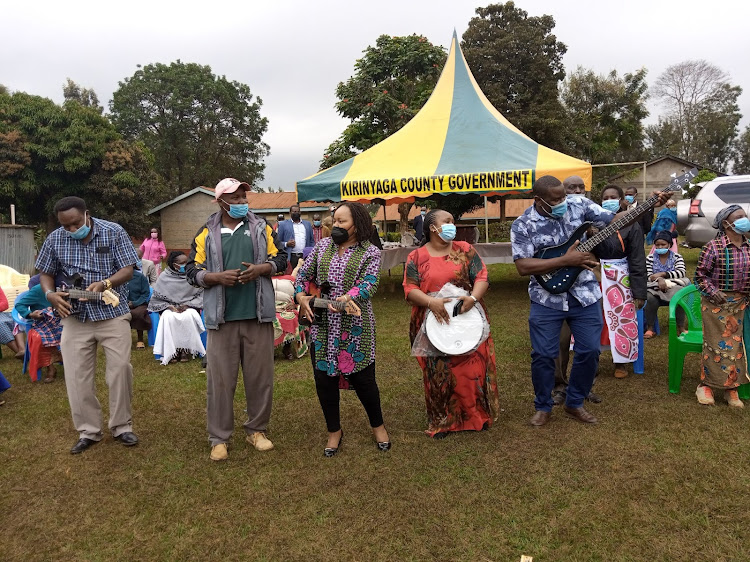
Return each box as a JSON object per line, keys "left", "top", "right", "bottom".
{"left": 563, "top": 406, "right": 598, "bottom": 424}
{"left": 529, "top": 411, "right": 551, "bottom": 426}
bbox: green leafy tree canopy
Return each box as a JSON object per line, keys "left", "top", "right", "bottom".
{"left": 110, "top": 61, "right": 269, "bottom": 197}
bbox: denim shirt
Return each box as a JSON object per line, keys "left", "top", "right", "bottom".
{"left": 511, "top": 198, "right": 615, "bottom": 311}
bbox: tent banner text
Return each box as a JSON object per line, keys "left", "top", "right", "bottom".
{"left": 339, "top": 170, "right": 534, "bottom": 200}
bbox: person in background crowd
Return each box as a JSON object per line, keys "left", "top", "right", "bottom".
{"left": 277, "top": 204, "right": 315, "bottom": 270}
{"left": 563, "top": 175, "right": 586, "bottom": 198}
{"left": 186, "top": 178, "right": 286, "bottom": 462}
{"left": 140, "top": 227, "right": 167, "bottom": 275}
{"left": 647, "top": 199, "right": 678, "bottom": 251}
{"left": 625, "top": 186, "right": 654, "bottom": 241}
{"left": 127, "top": 265, "right": 152, "bottom": 350}
{"left": 412, "top": 206, "right": 428, "bottom": 243}
{"left": 644, "top": 230, "right": 690, "bottom": 338}
{"left": 148, "top": 252, "right": 205, "bottom": 364}
{"left": 403, "top": 209, "right": 499, "bottom": 439}
{"left": 136, "top": 247, "right": 158, "bottom": 285}
{"left": 0, "top": 286, "right": 26, "bottom": 359}
{"left": 596, "top": 184, "right": 647, "bottom": 380}
{"left": 693, "top": 204, "right": 750, "bottom": 408}
{"left": 295, "top": 202, "right": 389, "bottom": 456}
{"left": 14, "top": 275, "right": 63, "bottom": 382}
{"left": 311, "top": 213, "right": 330, "bottom": 242}
{"left": 274, "top": 213, "right": 284, "bottom": 232}
{"left": 37, "top": 196, "right": 139, "bottom": 454}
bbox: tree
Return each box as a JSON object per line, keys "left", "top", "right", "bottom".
{"left": 462, "top": 2, "right": 568, "bottom": 150}
{"left": 63, "top": 78, "right": 102, "bottom": 112}
{"left": 561, "top": 67, "right": 649, "bottom": 164}
{"left": 110, "top": 61, "right": 269, "bottom": 197}
{"left": 734, "top": 126, "right": 750, "bottom": 175}
{"left": 648, "top": 60, "right": 742, "bottom": 171}
{"left": 321, "top": 34, "right": 447, "bottom": 231}
{"left": 0, "top": 91, "right": 166, "bottom": 232}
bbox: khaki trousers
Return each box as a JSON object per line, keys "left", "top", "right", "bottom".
{"left": 206, "top": 319, "right": 274, "bottom": 446}
{"left": 60, "top": 314, "right": 134, "bottom": 440}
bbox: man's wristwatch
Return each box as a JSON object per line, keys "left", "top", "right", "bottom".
{"left": 44, "top": 289, "right": 55, "bottom": 300}
{"left": 101, "top": 279, "right": 112, "bottom": 291}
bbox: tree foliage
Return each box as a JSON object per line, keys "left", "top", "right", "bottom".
{"left": 0, "top": 91, "right": 166, "bottom": 233}
{"left": 110, "top": 61, "right": 269, "bottom": 197}
{"left": 647, "top": 60, "right": 742, "bottom": 171}
{"left": 462, "top": 1, "right": 568, "bottom": 150}
{"left": 733, "top": 126, "right": 750, "bottom": 175}
{"left": 561, "top": 67, "right": 649, "bottom": 164}
{"left": 321, "top": 34, "right": 446, "bottom": 170}
{"left": 63, "top": 78, "right": 102, "bottom": 112}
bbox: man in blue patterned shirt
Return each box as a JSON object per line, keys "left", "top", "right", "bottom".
{"left": 512, "top": 175, "right": 668, "bottom": 427}
{"left": 37, "top": 197, "right": 140, "bottom": 454}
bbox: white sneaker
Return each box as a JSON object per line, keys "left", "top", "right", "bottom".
{"left": 725, "top": 389, "right": 744, "bottom": 408}
{"left": 246, "top": 432, "right": 274, "bottom": 451}
{"left": 696, "top": 385, "right": 715, "bottom": 405}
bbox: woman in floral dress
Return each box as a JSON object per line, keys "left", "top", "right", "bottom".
{"left": 295, "top": 202, "right": 390, "bottom": 456}
{"left": 403, "top": 209, "right": 499, "bottom": 438}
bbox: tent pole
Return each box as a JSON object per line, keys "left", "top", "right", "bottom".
{"left": 484, "top": 195, "right": 490, "bottom": 244}
{"left": 383, "top": 203, "right": 387, "bottom": 239}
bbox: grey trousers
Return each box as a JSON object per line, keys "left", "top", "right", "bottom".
{"left": 206, "top": 319, "right": 274, "bottom": 446}
{"left": 60, "top": 314, "right": 134, "bottom": 440}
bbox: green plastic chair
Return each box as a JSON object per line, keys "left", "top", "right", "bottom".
{"left": 668, "top": 284, "right": 750, "bottom": 399}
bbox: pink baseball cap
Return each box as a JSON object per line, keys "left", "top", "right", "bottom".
{"left": 214, "top": 178, "right": 250, "bottom": 200}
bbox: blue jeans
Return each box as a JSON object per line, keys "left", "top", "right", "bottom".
{"left": 529, "top": 297, "right": 603, "bottom": 412}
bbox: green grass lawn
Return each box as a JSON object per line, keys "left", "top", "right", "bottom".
{"left": 2, "top": 248, "right": 749, "bottom": 561}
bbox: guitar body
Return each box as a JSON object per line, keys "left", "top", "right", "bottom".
{"left": 299, "top": 282, "right": 331, "bottom": 327}
{"left": 532, "top": 222, "right": 591, "bottom": 294}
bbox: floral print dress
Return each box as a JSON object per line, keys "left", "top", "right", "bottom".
{"left": 403, "top": 241, "right": 499, "bottom": 436}
{"left": 294, "top": 237, "right": 380, "bottom": 384}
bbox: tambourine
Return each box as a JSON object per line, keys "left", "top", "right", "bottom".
{"left": 424, "top": 298, "right": 484, "bottom": 355}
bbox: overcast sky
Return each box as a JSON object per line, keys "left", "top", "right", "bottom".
{"left": 3, "top": 0, "right": 749, "bottom": 191}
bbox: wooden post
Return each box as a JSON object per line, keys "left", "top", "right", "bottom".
{"left": 500, "top": 196, "right": 506, "bottom": 222}
{"left": 484, "top": 196, "right": 489, "bottom": 243}
{"left": 642, "top": 161, "right": 647, "bottom": 202}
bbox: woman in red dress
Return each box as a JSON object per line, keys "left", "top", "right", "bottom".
{"left": 403, "top": 209, "right": 499, "bottom": 438}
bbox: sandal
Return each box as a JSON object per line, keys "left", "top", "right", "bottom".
{"left": 643, "top": 330, "right": 656, "bottom": 339}
{"left": 136, "top": 341, "right": 145, "bottom": 350}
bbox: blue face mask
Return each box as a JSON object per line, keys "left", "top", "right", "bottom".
{"left": 178, "top": 265, "right": 186, "bottom": 274}
{"left": 227, "top": 204, "right": 248, "bottom": 219}
{"left": 625, "top": 195, "right": 635, "bottom": 204}
{"left": 601, "top": 199, "right": 621, "bottom": 213}
{"left": 421, "top": 210, "right": 426, "bottom": 216}
{"left": 732, "top": 217, "right": 750, "bottom": 233}
{"left": 539, "top": 198, "right": 567, "bottom": 219}
{"left": 313, "top": 220, "right": 321, "bottom": 227}
{"left": 655, "top": 248, "right": 669, "bottom": 255}
{"left": 68, "top": 213, "right": 91, "bottom": 240}
{"left": 435, "top": 223, "right": 456, "bottom": 242}
{"left": 567, "top": 195, "right": 583, "bottom": 204}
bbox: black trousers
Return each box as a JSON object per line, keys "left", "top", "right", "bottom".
{"left": 290, "top": 253, "right": 303, "bottom": 270}
{"left": 313, "top": 362, "right": 384, "bottom": 432}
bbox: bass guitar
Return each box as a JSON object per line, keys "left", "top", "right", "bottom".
{"left": 533, "top": 168, "right": 697, "bottom": 294}
{"left": 299, "top": 281, "right": 362, "bottom": 327}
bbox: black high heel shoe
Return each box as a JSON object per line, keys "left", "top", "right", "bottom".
{"left": 376, "top": 428, "right": 391, "bottom": 452}
{"left": 324, "top": 430, "right": 343, "bottom": 457}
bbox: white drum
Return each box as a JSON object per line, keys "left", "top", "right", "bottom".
{"left": 424, "top": 298, "right": 484, "bottom": 355}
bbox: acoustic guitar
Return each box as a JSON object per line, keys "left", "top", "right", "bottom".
{"left": 533, "top": 168, "right": 697, "bottom": 294}
{"left": 56, "top": 273, "right": 121, "bottom": 308}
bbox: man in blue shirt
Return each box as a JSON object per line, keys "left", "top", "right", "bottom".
{"left": 512, "top": 176, "right": 668, "bottom": 426}
{"left": 37, "top": 196, "right": 139, "bottom": 453}
{"left": 277, "top": 204, "right": 314, "bottom": 270}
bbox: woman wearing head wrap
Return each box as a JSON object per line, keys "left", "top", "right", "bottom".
{"left": 693, "top": 205, "right": 750, "bottom": 407}
{"left": 643, "top": 230, "right": 690, "bottom": 338}
{"left": 148, "top": 251, "right": 205, "bottom": 364}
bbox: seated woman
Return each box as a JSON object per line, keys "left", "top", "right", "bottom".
{"left": 13, "top": 275, "right": 62, "bottom": 382}
{"left": 597, "top": 185, "right": 647, "bottom": 379}
{"left": 643, "top": 230, "right": 690, "bottom": 338}
{"left": 403, "top": 209, "right": 499, "bottom": 439}
{"left": 0, "top": 285, "right": 25, "bottom": 360}
{"left": 127, "top": 265, "right": 152, "bottom": 349}
{"left": 148, "top": 251, "right": 205, "bottom": 364}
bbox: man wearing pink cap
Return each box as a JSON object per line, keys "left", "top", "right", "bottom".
{"left": 186, "top": 178, "right": 287, "bottom": 461}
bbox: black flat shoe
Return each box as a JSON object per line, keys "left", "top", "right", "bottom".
{"left": 70, "top": 438, "right": 98, "bottom": 455}
{"left": 114, "top": 432, "right": 139, "bottom": 446}
{"left": 432, "top": 431, "right": 450, "bottom": 440}
{"left": 324, "top": 431, "right": 343, "bottom": 457}
{"left": 376, "top": 441, "right": 391, "bottom": 451}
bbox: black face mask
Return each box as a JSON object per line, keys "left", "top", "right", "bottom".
{"left": 291, "top": 212, "right": 301, "bottom": 222}
{"left": 331, "top": 226, "right": 350, "bottom": 245}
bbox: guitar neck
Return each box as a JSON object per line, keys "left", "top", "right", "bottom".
{"left": 312, "top": 298, "right": 349, "bottom": 311}
{"left": 65, "top": 289, "right": 104, "bottom": 300}
{"left": 578, "top": 168, "right": 697, "bottom": 253}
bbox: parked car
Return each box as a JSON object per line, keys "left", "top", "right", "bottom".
{"left": 676, "top": 175, "right": 750, "bottom": 247}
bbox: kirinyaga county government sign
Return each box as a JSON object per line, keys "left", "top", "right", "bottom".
{"left": 340, "top": 169, "right": 534, "bottom": 200}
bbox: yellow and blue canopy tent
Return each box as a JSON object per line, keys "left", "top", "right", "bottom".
{"left": 296, "top": 32, "right": 591, "bottom": 204}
